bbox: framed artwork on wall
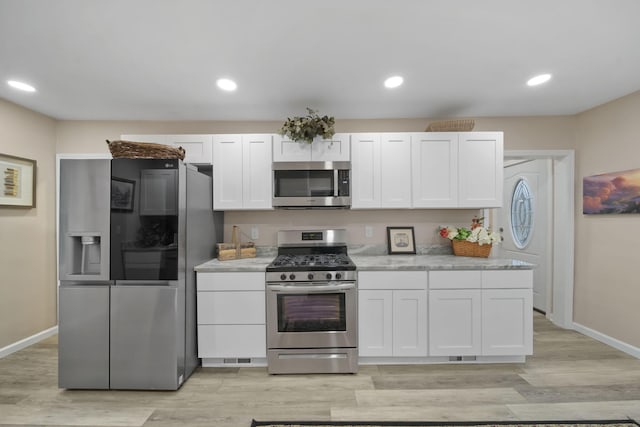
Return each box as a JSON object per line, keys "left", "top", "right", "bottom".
{"left": 0, "top": 153, "right": 36, "bottom": 208}
{"left": 583, "top": 167, "right": 640, "bottom": 214}
{"left": 386, "top": 226, "right": 416, "bottom": 255}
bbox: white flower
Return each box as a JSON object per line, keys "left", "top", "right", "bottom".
{"left": 446, "top": 227, "right": 458, "bottom": 240}
{"left": 466, "top": 227, "right": 499, "bottom": 245}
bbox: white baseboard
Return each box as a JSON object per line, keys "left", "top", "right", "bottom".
{"left": 0, "top": 326, "right": 58, "bottom": 358}
{"left": 573, "top": 321, "right": 640, "bottom": 359}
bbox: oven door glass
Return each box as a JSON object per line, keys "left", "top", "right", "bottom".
{"left": 277, "top": 293, "right": 346, "bottom": 332}
{"left": 274, "top": 170, "right": 334, "bottom": 197}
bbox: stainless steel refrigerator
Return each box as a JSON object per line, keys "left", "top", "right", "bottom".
{"left": 58, "top": 158, "right": 223, "bottom": 390}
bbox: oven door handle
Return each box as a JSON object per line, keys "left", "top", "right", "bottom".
{"left": 269, "top": 282, "right": 356, "bottom": 293}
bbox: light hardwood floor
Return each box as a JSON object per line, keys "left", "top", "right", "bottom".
{"left": 1, "top": 313, "right": 639, "bottom": 427}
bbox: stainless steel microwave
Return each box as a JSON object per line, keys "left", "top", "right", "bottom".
{"left": 272, "top": 161, "right": 351, "bottom": 209}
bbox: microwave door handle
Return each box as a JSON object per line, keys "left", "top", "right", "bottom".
{"left": 334, "top": 169, "right": 339, "bottom": 197}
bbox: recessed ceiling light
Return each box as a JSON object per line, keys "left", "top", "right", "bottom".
{"left": 527, "top": 73, "right": 552, "bottom": 87}
{"left": 216, "top": 78, "right": 237, "bottom": 92}
{"left": 384, "top": 75, "right": 404, "bottom": 89}
{"left": 7, "top": 80, "right": 36, "bottom": 92}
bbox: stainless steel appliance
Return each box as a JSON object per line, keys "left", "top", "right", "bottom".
{"left": 58, "top": 158, "right": 223, "bottom": 390}
{"left": 272, "top": 161, "right": 351, "bottom": 208}
{"left": 266, "top": 229, "right": 358, "bottom": 374}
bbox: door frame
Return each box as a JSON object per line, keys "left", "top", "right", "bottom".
{"left": 494, "top": 150, "right": 575, "bottom": 329}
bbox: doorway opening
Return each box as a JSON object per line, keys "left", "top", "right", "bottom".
{"left": 488, "top": 150, "right": 574, "bottom": 329}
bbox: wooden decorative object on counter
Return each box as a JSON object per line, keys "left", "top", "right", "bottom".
{"left": 451, "top": 239, "right": 491, "bottom": 258}
{"left": 217, "top": 225, "right": 256, "bottom": 261}
{"left": 425, "top": 119, "right": 475, "bottom": 132}
{"left": 106, "top": 140, "right": 185, "bottom": 160}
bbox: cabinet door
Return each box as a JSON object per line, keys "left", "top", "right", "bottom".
{"left": 358, "top": 289, "right": 393, "bottom": 357}
{"left": 198, "top": 325, "right": 266, "bottom": 358}
{"left": 311, "top": 133, "right": 350, "bottom": 161}
{"left": 166, "top": 134, "right": 212, "bottom": 165}
{"left": 393, "top": 290, "right": 427, "bottom": 356}
{"left": 380, "top": 134, "right": 412, "bottom": 208}
{"left": 212, "top": 135, "right": 244, "bottom": 210}
{"left": 242, "top": 134, "right": 273, "bottom": 209}
{"left": 482, "top": 289, "right": 533, "bottom": 356}
{"left": 350, "top": 133, "right": 381, "bottom": 209}
{"left": 411, "top": 133, "right": 458, "bottom": 207}
{"left": 428, "top": 289, "right": 481, "bottom": 356}
{"left": 139, "top": 169, "right": 178, "bottom": 215}
{"left": 273, "top": 135, "right": 311, "bottom": 162}
{"left": 197, "top": 291, "right": 265, "bottom": 325}
{"left": 458, "top": 132, "right": 503, "bottom": 208}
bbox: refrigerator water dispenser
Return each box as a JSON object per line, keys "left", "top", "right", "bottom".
{"left": 66, "top": 232, "right": 102, "bottom": 276}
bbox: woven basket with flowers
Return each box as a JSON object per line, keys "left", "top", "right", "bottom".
{"left": 439, "top": 217, "right": 501, "bottom": 258}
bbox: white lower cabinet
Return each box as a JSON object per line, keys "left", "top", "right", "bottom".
{"left": 358, "top": 271, "right": 427, "bottom": 357}
{"left": 428, "top": 269, "right": 533, "bottom": 358}
{"left": 428, "top": 289, "right": 482, "bottom": 356}
{"left": 482, "top": 289, "right": 533, "bottom": 356}
{"left": 196, "top": 272, "right": 266, "bottom": 361}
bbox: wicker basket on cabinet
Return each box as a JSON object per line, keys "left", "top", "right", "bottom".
{"left": 451, "top": 240, "right": 492, "bottom": 258}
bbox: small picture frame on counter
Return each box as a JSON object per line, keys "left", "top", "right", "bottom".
{"left": 386, "top": 226, "right": 416, "bottom": 255}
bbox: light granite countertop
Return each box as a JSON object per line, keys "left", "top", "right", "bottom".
{"left": 351, "top": 255, "right": 534, "bottom": 270}
{"left": 194, "top": 254, "right": 534, "bottom": 272}
{"left": 195, "top": 256, "right": 273, "bottom": 272}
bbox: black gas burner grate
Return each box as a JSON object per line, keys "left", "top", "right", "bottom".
{"left": 271, "top": 253, "right": 353, "bottom": 268}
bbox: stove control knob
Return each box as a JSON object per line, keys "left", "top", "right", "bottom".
{"left": 335, "top": 273, "right": 342, "bottom": 280}
{"left": 326, "top": 273, "right": 332, "bottom": 280}
{"left": 289, "top": 274, "right": 296, "bottom": 281}
{"left": 308, "top": 273, "right": 314, "bottom": 280}
{"left": 280, "top": 274, "right": 287, "bottom": 281}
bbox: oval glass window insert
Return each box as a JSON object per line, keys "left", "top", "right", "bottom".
{"left": 510, "top": 178, "right": 533, "bottom": 249}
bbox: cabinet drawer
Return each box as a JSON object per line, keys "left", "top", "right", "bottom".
{"left": 197, "top": 325, "right": 266, "bottom": 358}
{"left": 358, "top": 271, "right": 427, "bottom": 290}
{"left": 429, "top": 270, "right": 481, "bottom": 289}
{"left": 197, "top": 291, "right": 265, "bottom": 324}
{"left": 482, "top": 270, "right": 533, "bottom": 289}
{"left": 197, "top": 272, "right": 265, "bottom": 291}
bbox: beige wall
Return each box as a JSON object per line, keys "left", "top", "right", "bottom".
{"left": 574, "top": 90, "right": 640, "bottom": 347}
{"left": 0, "top": 99, "right": 57, "bottom": 349}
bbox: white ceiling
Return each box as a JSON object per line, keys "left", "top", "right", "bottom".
{"left": 1, "top": 0, "right": 639, "bottom": 121}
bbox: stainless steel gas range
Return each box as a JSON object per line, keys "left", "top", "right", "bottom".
{"left": 266, "top": 229, "right": 358, "bottom": 374}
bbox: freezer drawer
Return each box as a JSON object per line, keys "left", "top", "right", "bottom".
{"left": 58, "top": 285, "right": 110, "bottom": 389}
{"left": 110, "top": 285, "right": 181, "bottom": 390}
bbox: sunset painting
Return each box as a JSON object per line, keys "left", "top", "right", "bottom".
{"left": 583, "top": 168, "right": 640, "bottom": 214}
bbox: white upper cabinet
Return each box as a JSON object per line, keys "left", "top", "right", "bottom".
{"left": 350, "top": 133, "right": 380, "bottom": 208}
{"left": 412, "top": 131, "right": 503, "bottom": 208}
{"left": 212, "top": 134, "right": 273, "bottom": 210}
{"left": 273, "top": 134, "right": 350, "bottom": 162}
{"left": 411, "top": 133, "right": 458, "bottom": 207}
{"left": 165, "top": 134, "right": 213, "bottom": 165}
{"left": 458, "top": 132, "right": 503, "bottom": 208}
{"left": 351, "top": 133, "right": 412, "bottom": 209}
{"left": 120, "top": 134, "right": 213, "bottom": 165}
{"left": 380, "top": 134, "right": 412, "bottom": 208}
